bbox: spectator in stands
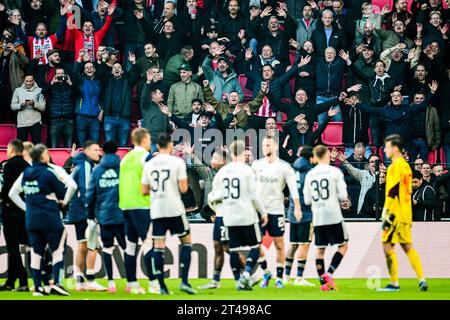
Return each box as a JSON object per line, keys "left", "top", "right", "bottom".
{"left": 337, "top": 151, "right": 383, "bottom": 215}
{"left": 66, "top": 1, "right": 116, "bottom": 62}
{"left": 167, "top": 63, "right": 204, "bottom": 118}
{"left": 407, "top": 63, "right": 431, "bottom": 98}
{"left": 182, "top": 0, "right": 208, "bottom": 65}
{"left": 120, "top": 0, "right": 153, "bottom": 71}
{"left": 202, "top": 52, "right": 243, "bottom": 102}
{"left": 414, "top": 157, "right": 424, "bottom": 171}
{"left": 154, "top": 0, "right": 182, "bottom": 35}
{"left": 419, "top": 10, "right": 448, "bottom": 50}
{"left": 89, "top": 0, "right": 123, "bottom": 48}
{"left": 409, "top": 92, "right": 440, "bottom": 161}
{"left": 315, "top": 47, "right": 350, "bottom": 123}
{"left": 362, "top": 169, "right": 386, "bottom": 219}
{"left": 282, "top": 108, "right": 339, "bottom": 155}
{"left": 293, "top": 3, "right": 319, "bottom": 48}
{"left": 344, "top": 142, "right": 370, "bottom": 167}
{"left": 291, "top": 40, "right": 316, "bottom": 98}
{"left": 217, "top": 0, "right": 245, "bottom": 56}
{"left": 355, "top": 82, "right": 438, "bottom": 143}
{"left": 375, "top": 19, "right": 414, "bottom": 51}
{"left": 141, "top": 79, "right": 172, "bottom": 153}
{"left": 381, "top": 0, "right": 416, "bottom": 37}
{"left": 412, "top": 170, "right": 439, "bottom": 221}
{"left": 102, "top": 56, "right": 139, "bottom": 147}
{"left": 72, "top": 50, "right": 106, "bottom": 145}
{"left": 340, "top": 92, "right": 370, "bottom": 150}
{"left": 310, "top": 9, "right": 348, "bottom": 58}
{"left": 202, "top": 79, "right": 267, "bottom": 129}
{"left": 42, "top": 67, "right": 75, "bottom": 148}
{"left": 157, "top": 20, "right": 183, "bottom": 64}
{"left": 432, "top": 163, "right": 450, "bottom": 218}
{"left": 11, "top": 74, "right": 45, "bottom": 144}
{"left": 354, "top": 4, "right": 381, "bottom": 48}
{"left": 164, "top": 45, "right": 197, "bottom": 85}
{"left": 0, "top": 27, "right": 29, "bottom": 123}
{"left": 0, "top": 139, "right": 29, "bottom": 292}
{"left": 30, "top": 48, "right": 65, "bottom": 89}
{"left": 421, "top": 162, "right": 433, "bottom": 183}
{"left": 332, "top": 0, "right": 353, "bottom": 38}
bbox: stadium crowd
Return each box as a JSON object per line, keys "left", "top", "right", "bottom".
{"left": 0, "top": 0, "right": 449, "bottom": 294}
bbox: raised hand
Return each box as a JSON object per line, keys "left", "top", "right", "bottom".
{"left": 108, "top": 1, "right": 116, "bottom": 15}
{"left": 347, "top": 84, "right": 362, "bottom": 92}
{"left": 429, "top": 80, "right": 438, "bottom": 93}
{"left": 328, "top": 107, "right": 339, "bottom": 117}
{"left": 202, "top": 79, "right": 209, "bottom": 87}
{"left": 337, "top": 150, "right": 346, "bottom": 162}
{"left": 308, "top": 0, "right": 318, "bottom": 10}
{"left": 439, "top": 24, "right": 449, "bottom": 36}
{"left": 203, "top": 102, "right": 216, "bottom": 114}
{"left": 146, "top": 68, "right": 154, "bottom": 82}
{"left": 355, "top": 43, "right": 366, "bottom": 55}
{"left": 298, "top": 55, "right": 311, "bottom": 67}
{"left": 238, "top": 29, "right": 245, "bottom": 40}
{"left": 158, "top": 103, "right": 171, "bottom": 116}
{"left": 294, "top": 114, "right": 306, "bottom": 123}
{"left": 276, "top": 6, "right": 286, "bottom": 18}
{"left": 330, "top": 147, "right": 338, "bottom": 160}
{"left": 289, "top": 38, "right": 298, "bottom": 49}
{"left": 339, "top": 49, "right": 350, "bottom": 62}
{"left": 282, "top": 134, "right": 290, "bottom": 149}
{"left": 260, "top": 6, "right": 272, "bottom": 18}
{"left": 232, "top": 103, "right": 243, "bottom": 115}
{"left": 381, "top": 4, "right": 390, "bottom": 15}
{"left": 260, "top": 81, "right": 269, "bottom": 93}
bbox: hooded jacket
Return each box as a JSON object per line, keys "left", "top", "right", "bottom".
{"left": 340, "top": 101, "right": 370, "bottom": 145}
{"left": 413, "top": 182, "right": 439, "bottom": 221}
{"left": 22, "top": 162, "right": 66, "bottom": 232}
{"left": 66, "top": 152, "right": 95, "bottom": 223}
{"left": 202, "top": 55, "right": 244, "bottom": 102}
{"left": 86, "top": 153, "right": 123, "bottom": 225}
{"left": 288, "top": 157, "right": 312, "bottom": 224}
{"left": 10, "top": 81, "right": 46, "bottom": 128}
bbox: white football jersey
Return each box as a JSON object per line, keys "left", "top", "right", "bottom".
{"left": 208, "top": 161, "right": 265, "bottom": 227}
{"left": 141, "top": 154, "right": 187, "bottom": 219}
{"left": 251, "top": 157, "right": 299, "bottom": 216}
{"left": 303, "top": 164, "right": 348, "bottom": 226}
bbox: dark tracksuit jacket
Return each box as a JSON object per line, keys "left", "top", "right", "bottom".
{"left": 413, "top": 182, "right": 439, "bottom": 221}
{"left": 288, "top": 157, "right": 313, "bottom": 225}
{"left": 22, "top": 162, "right": 66, "bottom": 232}
{"left": 356, "top": 93, "right": 435, "bottom": 140}
{"left": 86, "top": 153, "right": 123, "bottom": 226}
{"left": 282, "top": 114, "right": 331, "bottom": 152}
{"left": 66, "top": 152, "right": 95, "bottom": 223}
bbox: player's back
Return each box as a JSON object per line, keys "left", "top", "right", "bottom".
{"left": 251, "top": 157, "right": 296, "bottom": 215}
{"left": 143, "top": 153, "right": 186, "bottom": 220}
{"left": 213, "top": 162, "right": 260, "bottom": 227}
{"left": 386, "top": 156, "right": 412, "bottom": 224}
{"left": 303, "top": 164, "right": 348, "bottom": 226}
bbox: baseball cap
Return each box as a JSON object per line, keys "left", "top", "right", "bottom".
{"left": 217, "top": 55, "right": 230, "bottom": 64}
{"left": 106, "top": 47, "right": 119, "bottom": 55}
{"left": 206, "top": 24, "right": 217, "bottom": 33}
{"left": 180, "top": 63, "right": 192, "bottom": 71}
{"left": 46, "top": 49, "right": 60, "bottom": 58}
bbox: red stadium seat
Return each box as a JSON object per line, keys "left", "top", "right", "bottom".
{"left": 276, "top": 123, "right": 284, "bottom": 132}
{"left": 48, "top": 148, "right": 71, "bottom": 167}
{"left": 0, "top": 124, "right": 17, "bottom": 148}
{"left": 440, "top": 147, "right": 447, "bottom": 166}
{"left": 321, "top": 122, "right": 343, "bottom": 146}
{"left": 238, "top": 74, "right": 254, "bottom": 101}
{"left": 0, "top": 149, "right": 7, "bottom": 162}
{"left": 428, "top": 150, "right": 438, "bottom": 164}
{"left": 116, "top": 148, "right": 131, "bottom": 159}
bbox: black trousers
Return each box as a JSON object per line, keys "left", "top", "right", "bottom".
{"left": 2, "top": 207, "right": 28, "bottom": 287}
{"left": 17, "top": 123, "right": 42, "bottom": 145}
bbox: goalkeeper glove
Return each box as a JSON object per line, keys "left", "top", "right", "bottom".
{"left": 381, "top": 208, "right": 396, "bottom": 231}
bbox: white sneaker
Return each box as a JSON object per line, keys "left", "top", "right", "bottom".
{"left": 148, "top": 281, "right": 161, "bottom": 295}
{"left": 197, "top": 281, "right": 221, "bottom": 290}
{"left": 130, "top": 285, "right": 146, "bottom": 294}
{"left": 293, "top": 277, "right": 316, "bottom": 287}
{"left": 85, "top": 281, "right": 107, "bottom": 291}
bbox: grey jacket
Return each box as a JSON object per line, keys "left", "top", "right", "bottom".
{"left": 11, "top": 82, "right": 45, "bottom": 128}
{"left": 341, "top": 160, "right": 375, "bottom": 215}
{"left": 141, "top": 83, "right": 172, "bottom": 140}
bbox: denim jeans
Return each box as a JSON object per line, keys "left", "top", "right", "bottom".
{"left": 249, "top": 38, "right": 258, "bottom": 55}
{"left": 76, "top": 114, "right": 100, "bottom": 146}
{"left": 316, "top": 95, "right": 342, "bottom": 124}
{"left": 49, "top": 118, "right": 74, "bottom": 148}
{"left": 17, "top": 122, "right": 42, "bottom": 144}
{"left": 407, "top": 138, "right": 429, "bottom": 162}
{"left": 103, "top": 116, "right": 130, "bottom": 147}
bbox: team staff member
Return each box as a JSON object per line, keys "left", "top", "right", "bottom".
{"left": 11, "top": 144, "right": 71, "bottom": 296}
{"left": 0, "top": 140, "right": 30, "bottom": 292}
{"left": 378, "top": 134, "right": 428, "bottom": 292}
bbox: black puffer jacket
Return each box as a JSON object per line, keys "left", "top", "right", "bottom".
{"left": 42, "top": 82, "right": 76, "bottom": 118}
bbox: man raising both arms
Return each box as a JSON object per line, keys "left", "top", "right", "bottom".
{"left": 303, "top": 145, "right": 349, "bottom": 291}
{"left": 378, "top": 134, "right": 428, "bottom": 292}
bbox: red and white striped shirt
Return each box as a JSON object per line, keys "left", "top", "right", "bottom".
{"left": 256, "top": 90, "right": 276, "bottom": 118}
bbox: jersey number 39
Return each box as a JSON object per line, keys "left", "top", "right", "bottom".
{"left": 223, "top": 178, "right": 240, "bottom": 199}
